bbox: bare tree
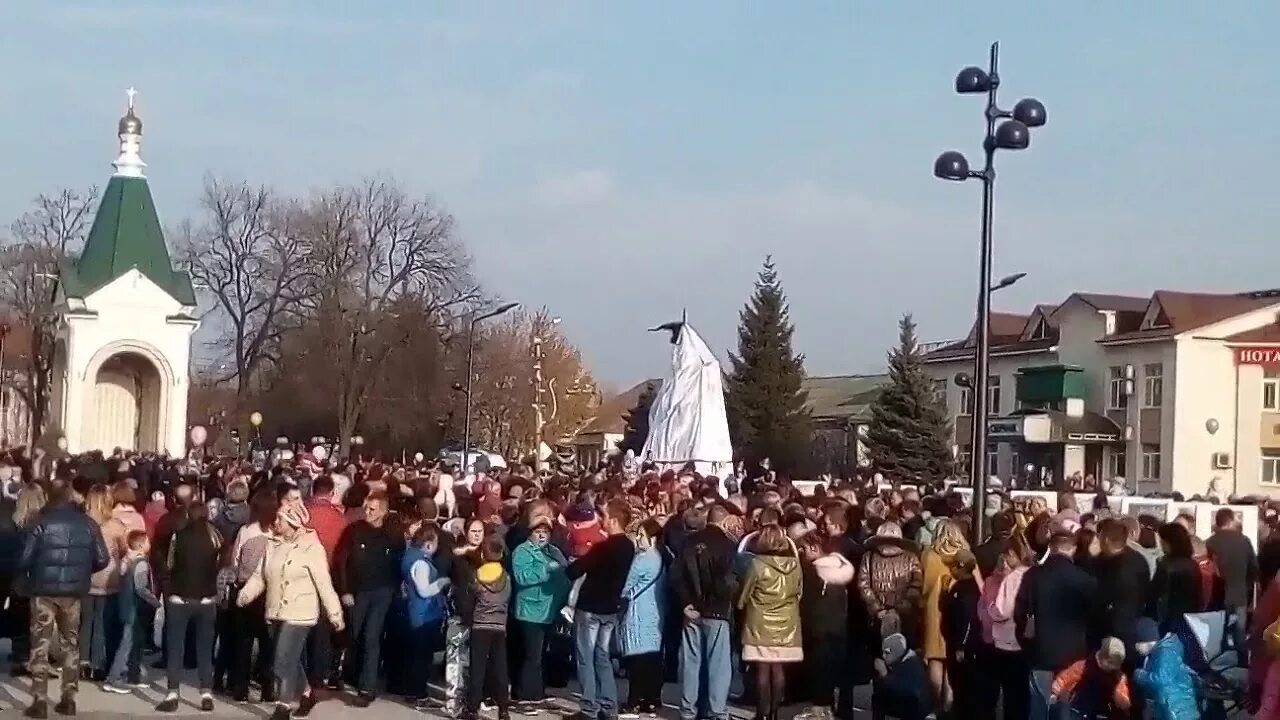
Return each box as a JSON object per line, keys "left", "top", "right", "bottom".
{"left": 179, "top": 178, "right": 316, "bottom": 410}
{"left": 467, "top": 309, "right": 599, "bottom": 460}
{"left": 0, "top": 188, "right": 99, "bottom": 442}
{"left": 303, "top": 178, "right": 479, "bottom": 456}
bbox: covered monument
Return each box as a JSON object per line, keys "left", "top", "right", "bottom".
{"left": 50, "top": 90, "right": 199, "bottom": 453}
{"left": 641, "top": 319, "right": 733, "bottom": 477}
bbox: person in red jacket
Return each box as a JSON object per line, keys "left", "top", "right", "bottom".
{"left": 303, "top": 474, "right": 348, "bottom": 691}
{"left": 306, "top": 476, "right": 349, "bottom": 566}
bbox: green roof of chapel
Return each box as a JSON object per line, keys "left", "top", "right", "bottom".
{"left": 63, "top": 175, "right": 195, "bottom": 306}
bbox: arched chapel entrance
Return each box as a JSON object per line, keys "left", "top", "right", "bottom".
{"left": 83, "top": 352, "right": 164, "bottom": 452}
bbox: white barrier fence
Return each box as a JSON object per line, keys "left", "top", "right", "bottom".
{"left": 790, "top": 480, "right": 1261, "bottom": 549}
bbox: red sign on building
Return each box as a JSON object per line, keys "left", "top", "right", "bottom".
{"left": 1235, "top": 346, "right": 1280, "bottom": 366}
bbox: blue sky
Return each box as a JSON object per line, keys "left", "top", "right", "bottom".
{"left": 4, "top": 2, "right": 1280, "bottom": 389}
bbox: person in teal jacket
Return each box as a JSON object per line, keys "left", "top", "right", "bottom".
{"left": 1132, "top": 617, "right": 1201, "bottom": 720}
{"left": 511, "top": 520, "right": 569, "bottom": 709}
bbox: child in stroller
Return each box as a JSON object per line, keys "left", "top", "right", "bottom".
{"left": 1176, "top": 611, "right": 1248, "bottom": 718}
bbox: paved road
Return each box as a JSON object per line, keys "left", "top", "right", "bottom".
{"left": 0, "top": 641, "right": 873, "bottom": 719}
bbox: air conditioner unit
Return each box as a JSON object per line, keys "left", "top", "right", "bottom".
{"left": 1212, "top": 452, "right": 1233, "bottom": 469}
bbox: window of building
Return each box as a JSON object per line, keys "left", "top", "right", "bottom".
{"left": 930, "top": 379, "right": 947, "bottom": 407}
{"left": 959, "top": 386, "right": 973, "bottom": 416}
{"left": 1143, "top": 363, "right": 1163, "bottom": 408}
{"left": 1265, "top": 370, "right": 1280, "bottom": 411}
{"left": 956, "top": 447, "right": 972, "bottom": 476}
{"left": 1029, "top": 318, "right": 1049, "bottom": 340}
{"left": 984, "top": 447, "right": 999, "bottom": 478}
{"left": 987, "top": 376, "right": 1001, "bottom": 416}
{"left": 1109, "top": 366, "right": 1129, "bottom": 410}
{"left": 1107, "top": 448, "right": 1127, "bottom": 479}
{"left": 1263, "top": 450, "right": 1280, "bottom": 486}
{"left": 1141, "top": 444, "right": 1161, "bottom": 481}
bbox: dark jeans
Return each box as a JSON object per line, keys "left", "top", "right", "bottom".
{"left": 985, "top": 647, "right": 1029, "bottom": 720}
{"left": 466, "top": 629, "right": 509, "bottom": 715}
{"left": 625, "top": 652, "right": 663, "bottom": 709}
{"left": 350, "top": 587, "right": 393, "bottom": 695}
{"left": 404, "top": 620, "right": 443, "bottom": 700}
{"left": 517, "top": 621, "right": 546, "bottom": 701}
{"left": 305, "top": 612, "right": 337, "bottom": 687}
{"left": 165, "top": 600, "right": 216, "bottom": 693}
{"left": 3, "top": 583, "right": 30, "bottom": 664}
{"left": 228, "top": 589, "right": 272, "bottom": 697}
{"left": 947, "top": 655, "right": 982, "bottom": 720}
{"left": 804, "top": 633, "right": 848, "bottom": 709}
{"left": 271, "top": 622, "right": 310, "bottom": 704}
{"left": 79, "top": 594, "right": 114, "bottom": 673}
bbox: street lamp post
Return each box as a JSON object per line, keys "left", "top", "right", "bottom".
{"left": 934, "top": 41, "right": 1047, "bottom": 543}
{"left": 462, "top": 302, "right": 520, "bottom": 472}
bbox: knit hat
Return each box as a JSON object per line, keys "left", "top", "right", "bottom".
{"left": 1133, "top": 617, "right": 1161, "bottom": 644}
{"left": 881, "top": 632, "right": 909, "bottom": 665}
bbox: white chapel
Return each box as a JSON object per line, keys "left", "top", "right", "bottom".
{"left": 50, "top": 91, "right": 198, "bottom": 454}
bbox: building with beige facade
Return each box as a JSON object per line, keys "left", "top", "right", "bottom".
{"left": 924, "top": 289, "right": 1280, "bottom": 498}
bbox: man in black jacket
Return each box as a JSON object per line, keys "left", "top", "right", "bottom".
{"left": 1094, "top": 518, "right": 1152, "bottom": 650}
{"left": 672, "top": 504, "right": 738, "bottom": 720}
{"left": 334, "top": 491, "right": 402, "bottom": 707}
{"left": 1015, "top": 531, "right": 1098, "bottom": 720}
{"left": 17, "top": 476, "right": 109, "bottom": 719}
{"left": 565, "top": 499, "right": 636, "bottom": 720}
{"left": 1207, "top": 507, "right": 1258, "bottom": 663}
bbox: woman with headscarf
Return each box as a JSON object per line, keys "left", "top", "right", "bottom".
{"left": 238, "top": 503, "right": 345, "bottom": 720}
{"left": 920, "top": 519, "right": 979, "bottom": 713}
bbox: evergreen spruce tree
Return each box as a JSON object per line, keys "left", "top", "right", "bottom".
{"left": 618, "top": 382, "right": 656, "bottom": 454}
{"left": 865, "top": 314, "right": 954, "bottom": 482}
{"left": 725, "top": 257, "right": 811, "bottom": 472}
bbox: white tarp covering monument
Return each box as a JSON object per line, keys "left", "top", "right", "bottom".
{"left": 641, "top": 321, "right": 733, "bottom": 477}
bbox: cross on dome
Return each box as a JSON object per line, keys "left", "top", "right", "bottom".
{"left": 113, "top": 87, "right": 146, "bottom": 177}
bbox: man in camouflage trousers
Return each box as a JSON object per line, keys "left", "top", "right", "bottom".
{"left": 16, "top": 473, "right": 109, "bottom": 719}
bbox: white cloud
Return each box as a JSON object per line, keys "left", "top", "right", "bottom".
{"left": 530, "top": 169, "right": 616, "bottom": 209}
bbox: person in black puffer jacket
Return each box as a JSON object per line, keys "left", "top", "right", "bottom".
{"left": 18, "top": 476, "right": 110, "bottom": 716}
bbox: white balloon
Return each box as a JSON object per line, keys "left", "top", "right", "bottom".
{"left": 189, "top": 425, "right": 208, "bottom": 446}
{"left": 312, "top": 445, "right": 328, "bottom": 462}
{"left": 414, "top": 452, "right": 425, "bottom": 464}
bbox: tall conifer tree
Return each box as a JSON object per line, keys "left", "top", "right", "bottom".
{"left": 725, "top": 257, "right": 810, "bottom": 472}
{"left": 864, "top": 314, "right": 954, "bottom": 481}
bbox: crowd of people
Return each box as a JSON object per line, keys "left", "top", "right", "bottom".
{"left": 0, "top": 445, "right": 1278, "bottom": 720}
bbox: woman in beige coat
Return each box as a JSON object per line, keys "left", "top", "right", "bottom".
{"left": 239, "top": 504, "right": 344, "bottom": 720}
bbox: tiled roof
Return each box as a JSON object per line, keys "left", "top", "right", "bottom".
{"left": 1100, "top": 291, "right": 1278, "bottom": 344}
{"left": 1223, "top": 324, "right": 1280, "bottom": 343}
{"left": 1073, "top": 293, "right": 1151, "bottom": 314}
{"left": 576, "top": 379, "right": 661, "bottom": 435}
{"left": 966, "top": 312, "right": 1029, "bottom": 342}
{"left": 923, "top": 337, "right": 1057, "bottom": 363}
{"left": 803, "top": 374, "right": 890, "bottom": 422}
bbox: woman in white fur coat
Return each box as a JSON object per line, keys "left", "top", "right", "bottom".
{"left": 796, "top": 532, "right": 857, "bottom": 720}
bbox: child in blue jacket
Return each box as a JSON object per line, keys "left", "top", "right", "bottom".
{"left": 401, "top": 523, "right": 450, "bottom": 710}
{"left": 1133, "top": 617, "right": 1200, "bottom": 720}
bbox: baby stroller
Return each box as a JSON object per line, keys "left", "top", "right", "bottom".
{"left": 1177, "top": 611, "right": 1249, "bottom": 718}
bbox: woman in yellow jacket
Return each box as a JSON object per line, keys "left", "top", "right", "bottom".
{"left": 239, "top": 505, "right": 345, "bottom": 720}
{"left": 920, "top": 519, "right": 978, "bottom": 713}
{"left": 738, "top": 524, "right": 803, "bottom": 720}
